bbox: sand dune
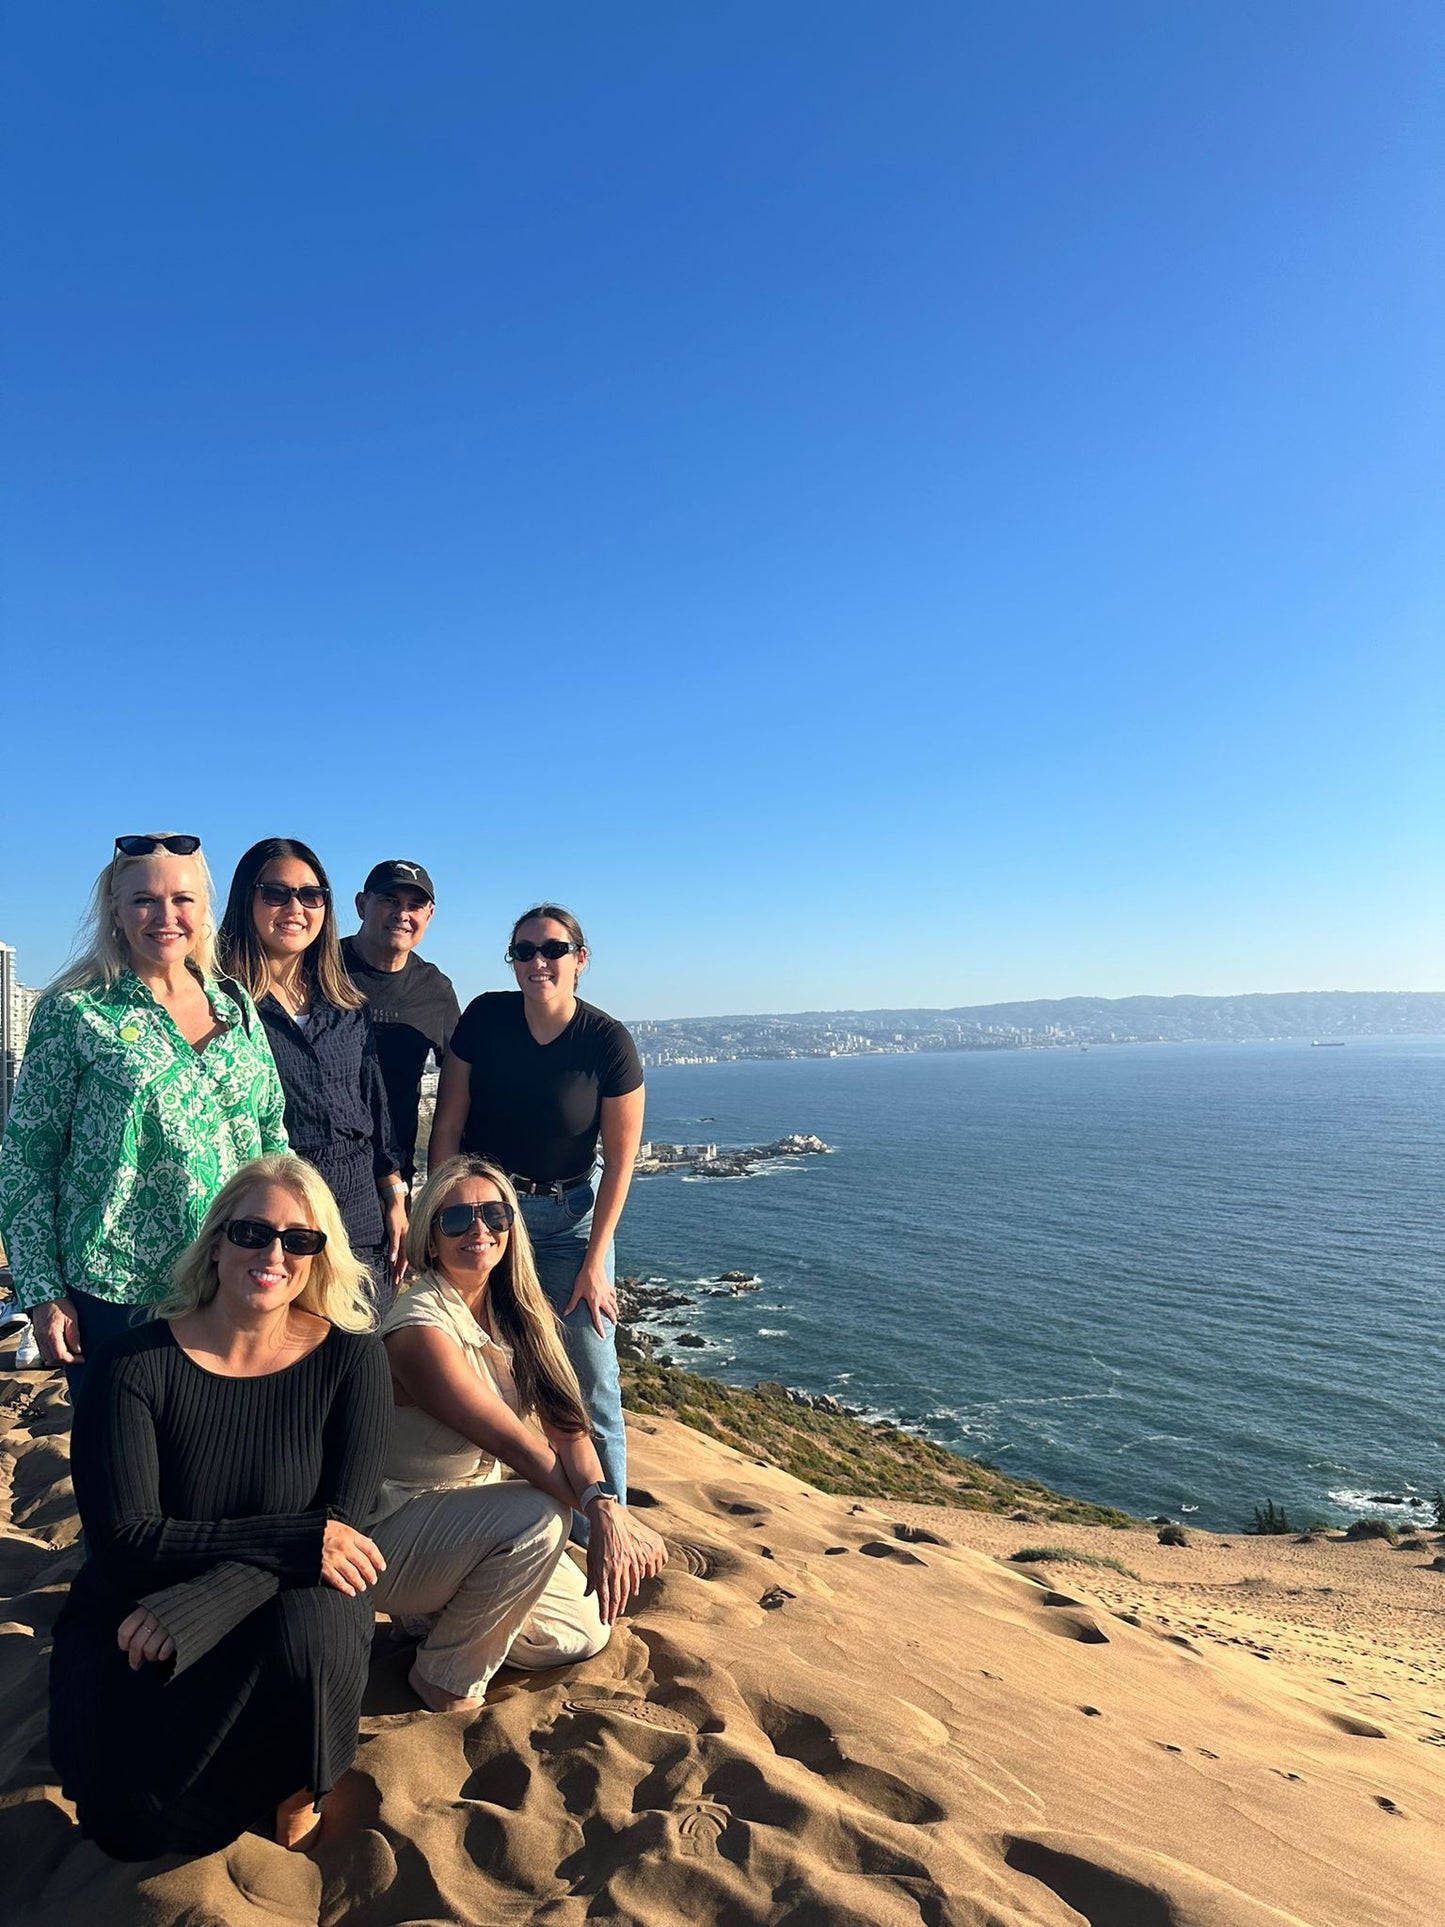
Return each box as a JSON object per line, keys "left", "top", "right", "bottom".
{"left": 2, "top": 1346, "right": 1442, "bottom": 1926}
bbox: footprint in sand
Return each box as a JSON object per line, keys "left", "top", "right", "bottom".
{"left": 1323, "top": 1712, "right": 1388, "bottom": 1739}
{"left": 1036, "top": 1594, "right": 1110, "bottom": 1645}
{"left": 562, "top": 1692, "right": 698, "bottom": 1736}
{"left": 667, "top": 1541, "right": 741, "bottom": 1582}
{"left": 710, "top": 1491, "right": 768, "bottom": 1517}
{"left": 626, "top": 1485, "right": 662, "bottom": 1508}
{"left": 1005, "top": 1834, "right": 1180, "bottom": 1924}
{"left": 893, "top": 1523, "right": 950, "bottom": 1546}
{"left": 858, "top": 1541, "right": 927, "bottom": 1566}
{"left": 675, "top": 1798, "right": 731, "bottom": 1856}
{"left": 744, "top": 1701, "right": 946, "bottom": 1825}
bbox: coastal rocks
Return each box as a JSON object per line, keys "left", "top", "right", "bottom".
{"left": 702, "top": 1273, "right": 759, "bottom": 1296}
{"left": 754, "top": 1379, "right": 862, "bottom": 1419}
{"left": 635, "top": 1134, "right": 832, "bottom": 1179}
{"left": 616, "top": 1278, "right": 708, "bottom": 1362}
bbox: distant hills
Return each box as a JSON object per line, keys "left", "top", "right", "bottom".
{"left": 781, "top": 991, "right": 1445, "bottom": 1042}
{"left": 630, "top": 991, "right": 1445, "bottom": 1064}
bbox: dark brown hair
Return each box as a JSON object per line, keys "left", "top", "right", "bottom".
{"left": 510, "top": 903, "right": 587, "bottom": 950}
{"left": 218, "top": 838, "right": 364, "bottom": 1011}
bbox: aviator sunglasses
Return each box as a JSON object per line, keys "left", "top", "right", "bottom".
{"left": 224, "top": 1218, "right": 328, "bottom": 1256}
{"left": 435, "top": 1201, "right": 516, "bottom": 1238}
{"left": 115, "top": 834, "right": 202, "bottom": 857}
{"left": 255, "top": 881, "right": 330, "bottom": 910}
{"left": 507, "top": 939, "right": 583, "bottom": 963}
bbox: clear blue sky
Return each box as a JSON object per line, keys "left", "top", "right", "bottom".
{"left": 3, "top": 2, "right": 1439, "bottom": 1018}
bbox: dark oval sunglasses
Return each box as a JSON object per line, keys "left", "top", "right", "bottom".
{"left": 255, "top": 881, "right": 330, "bottom": 909}
{"left": 115, "top": 834, "right": 202, "bottom": 857}
{"left": 435, "top": 1201, "right": 516, "bottom": 1238}
{"left": 224, "top": 1218, "right": 328, "bottom": 1256}
{"left": 506, "top": 939, "right": 582, "bottom": 963}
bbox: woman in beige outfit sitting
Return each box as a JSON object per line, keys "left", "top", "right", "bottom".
{"left": 371, "top": 1156, "right": 667, "bottom": 1712}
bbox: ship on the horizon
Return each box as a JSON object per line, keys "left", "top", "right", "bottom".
{"left": 1311, "top": 1040, "right": 1346, "bottom": 1048}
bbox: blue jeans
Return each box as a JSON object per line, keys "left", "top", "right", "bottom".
{"left": 518, "top": 1173, "right": 626, "bottom": 1539}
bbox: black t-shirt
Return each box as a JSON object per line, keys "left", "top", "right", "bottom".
{"left": 341, "top": 938, "right": 461, "bottom": 1177}
{"left": 449, "top": 992, "right": 643, "bottom": 1182}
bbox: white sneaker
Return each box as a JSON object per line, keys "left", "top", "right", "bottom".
{"left": 15, "top": 1322, "right": 41, "bottom": 1368}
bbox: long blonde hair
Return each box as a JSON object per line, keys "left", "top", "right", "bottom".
{"left": 404, "top": 1157, "right": 590, "bottom": 1434}
{"left": 50, "top": 835, "right": 219, "bottom": 993}
{"left": 157, "top": 1154, "right": 375, "bottom": 1332}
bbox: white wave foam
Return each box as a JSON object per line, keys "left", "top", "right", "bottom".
{"left": 1326, "top": 1487, "right": 1431, "bottom": 1518}
{"left": 757, "top": 1328, "right": 789, "bottom": 1338}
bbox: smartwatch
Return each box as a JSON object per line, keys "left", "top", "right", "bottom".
{"left": 578, "top": 1481, "right": 620, "bottom": 1510}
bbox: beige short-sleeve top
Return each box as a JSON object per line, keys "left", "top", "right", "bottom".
{"left": 375, "top": 1272, "right": 525, "bottom": 1518}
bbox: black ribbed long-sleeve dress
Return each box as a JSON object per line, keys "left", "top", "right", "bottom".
{"left": 50, "top": 1320, "right": 390, "bottom": 1861}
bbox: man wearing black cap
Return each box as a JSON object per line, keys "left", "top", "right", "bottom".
{"left": 342, "top": 861, "right": 461, "bottom": 1186}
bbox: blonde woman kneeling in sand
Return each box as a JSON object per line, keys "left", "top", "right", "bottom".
{"left": 371, "top": 1157, "right": 667, "bottom": 1710}
{"left": 49, "top": 1155, "right": 389, "bottom": 1859}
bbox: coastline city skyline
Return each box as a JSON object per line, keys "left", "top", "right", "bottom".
{"left": 5, "top": 920, "right": 1440, "bottom": 1127}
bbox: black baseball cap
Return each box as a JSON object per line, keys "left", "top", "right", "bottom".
{"left": 362, "top": 860, "right": 436, "bottom": 901}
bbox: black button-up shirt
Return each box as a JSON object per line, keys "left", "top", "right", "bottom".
{"left": 257, "top": 996, "right": 399, "bottom": 1254}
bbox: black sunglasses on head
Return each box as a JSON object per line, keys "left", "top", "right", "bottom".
{"left": 435, "top": 1201, "right": 515, "bottom": 1238}
{"left": 255, "top": 881, "right": 329, "bottom": 909}
{"left": 507, "top": 939, "right": 582, "bottom": 963}
{"left": 225, "top": 1218, "right": 327, "bottom": 1256}
{"left": 115, "top": 835, "right": 202, "bottom": 857}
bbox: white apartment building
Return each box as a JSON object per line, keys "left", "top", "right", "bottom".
{"left": 1, "top": 942, "right": 41, "bottom": 1132}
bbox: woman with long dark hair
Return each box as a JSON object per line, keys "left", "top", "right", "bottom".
{"left": 218, "top": 838, "right": 404, "bottom": 1313}
{"left": 0, "top": 833, "right": 287, "bottom": 1378}
{"left": 428, "top": 905, "right": 645, "bottom": 1521}
{"left": 371, "top": 1157, "right": 665, "bottom": 1711}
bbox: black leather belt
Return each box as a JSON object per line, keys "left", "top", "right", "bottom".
{"left": 508, "top": 1169, "right": 593, "bottom": 1201}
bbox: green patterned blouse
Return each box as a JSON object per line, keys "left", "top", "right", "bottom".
{"left": 0, "top": 971, "right": 290, "bottom": 1310}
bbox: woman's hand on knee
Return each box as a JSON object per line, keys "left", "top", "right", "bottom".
{"left": 116, "top": 1606, "right": 176, "bottom": 1671}
{"left": 320, "top": 1520, "right": 387, "bottom": 1596}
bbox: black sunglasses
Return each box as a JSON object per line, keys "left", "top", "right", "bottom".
{"left": 115, "top": 835, "right": 202, "bottom": 857}
{"left": 507, "top": 939, "right": 582, "bottom": 963}
{"left": 255, "top": 881, "right": 329, "bottom": 909}
{"left": 224, "top": 1218, "right": 328, "bottom": 1256}
{"left": 435, "top": 1201, "right": 516, "bottom": 1238}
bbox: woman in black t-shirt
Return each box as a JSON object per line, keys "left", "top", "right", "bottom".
{"left": 429, "top": 906, "right": 644, "bottom": 1517}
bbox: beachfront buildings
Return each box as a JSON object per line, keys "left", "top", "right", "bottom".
{"left": 0, "top": 943, "right": 40, "bottom": 1132}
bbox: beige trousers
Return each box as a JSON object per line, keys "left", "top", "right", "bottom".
{"left": 370, "top": 1480, "right": 609, "bottom": 1701}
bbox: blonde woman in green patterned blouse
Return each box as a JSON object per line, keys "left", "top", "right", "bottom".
{"left": 0, "top": 834, "right": 289, "bottom": 1381}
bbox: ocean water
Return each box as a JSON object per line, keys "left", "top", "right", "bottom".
{"left": 619, "top": 1039, "right": 1445, "bottom": 1533}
